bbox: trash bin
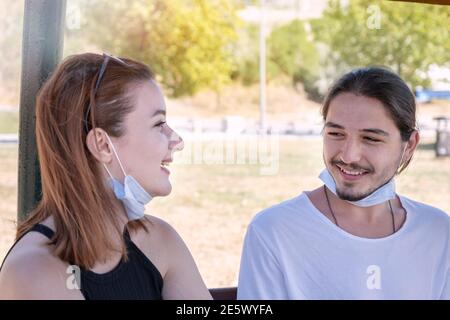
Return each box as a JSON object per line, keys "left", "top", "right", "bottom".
{"left": 434, "top": 117, "right": 450, "bottom": 157}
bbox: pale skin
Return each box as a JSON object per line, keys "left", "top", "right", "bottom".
{"left": 0, "top": 81, "right": 212, "bottom": 300}
{"left": 307, "top": 92, "right": 420, "bottom": 239}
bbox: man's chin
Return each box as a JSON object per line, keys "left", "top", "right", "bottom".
{"left": 336, "top": 187, "right": 371, "bottom": 202}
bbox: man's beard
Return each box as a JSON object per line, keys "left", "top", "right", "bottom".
{"left": 326, "top": 153, "right": 401, "bottom": 202}
{"left": 336, "top": 177, "right": 392, "bottom": 201}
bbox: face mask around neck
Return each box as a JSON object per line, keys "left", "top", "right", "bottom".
{"left": 318, "top": 144, "right": 408, "bottom": 207}
{"left": 318, "top": 168, "right": 396, "bottom": 207}
{"left": 103, "top": 134, "right": 152, "bottom": 221}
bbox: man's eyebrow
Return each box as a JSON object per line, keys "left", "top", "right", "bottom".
{"left": 360, "top": 128, "right": 390, "bottom": 136}
{"left": 151, "top": 109, "right": 166, "bottom": 117}
{"left": 324, "top": 122, "right": 390, "bottom": 136}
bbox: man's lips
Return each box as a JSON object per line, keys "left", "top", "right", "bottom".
{"left": 334, "top": 163, "right": 371, "bottom": 181}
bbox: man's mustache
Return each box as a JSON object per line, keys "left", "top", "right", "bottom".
{"left": 331, "top": 159, "right": 373, "bottom": 173}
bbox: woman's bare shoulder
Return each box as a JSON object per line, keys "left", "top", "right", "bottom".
{"left": 139, "top": 215, "right": 211, "bottom": 299}
{"left": 0, "top": 230, "right": 82, "bottom": 299}
{"left": 127, "top": 215, "right": 183, "bottom": 276}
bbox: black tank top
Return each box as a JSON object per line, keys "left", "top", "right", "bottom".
{"left": 1, "top": 224, "right": 163, "bottom": 300}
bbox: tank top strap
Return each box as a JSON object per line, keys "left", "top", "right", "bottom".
{"left": 30, "top": 224, "right": 55, "bottom": 239}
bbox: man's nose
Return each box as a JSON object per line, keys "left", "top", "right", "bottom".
{"left": 340, "top": 139, "right": 362, "bottom": 164}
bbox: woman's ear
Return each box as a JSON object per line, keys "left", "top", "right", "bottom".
{"left": 86, "top": 128, "right": 113, "bottom": 164}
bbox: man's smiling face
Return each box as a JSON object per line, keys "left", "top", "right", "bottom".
{"left": 322, "top": 92, "right": 406, "bottom": 201}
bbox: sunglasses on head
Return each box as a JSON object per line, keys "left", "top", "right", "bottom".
{"left": 84, "top": 53, "right": 128, "bottom": 133}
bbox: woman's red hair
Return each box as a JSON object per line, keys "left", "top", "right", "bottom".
{"left": 17, "top": 53, "right": 155, "bottom": 269}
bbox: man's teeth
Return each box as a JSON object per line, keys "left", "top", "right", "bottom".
{"left": 337, "top": 165, "right": 366, "bottom": 176}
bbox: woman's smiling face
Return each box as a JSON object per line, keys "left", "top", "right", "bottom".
{"left": 109, "top": 80, "right": 183, "bottom": 197}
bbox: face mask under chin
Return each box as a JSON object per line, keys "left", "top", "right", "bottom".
{"left": 102, "top": 134, "right": 153, "bottom": 221}
{"left": 319, "top": 169, "right": 396, "bottom": 207}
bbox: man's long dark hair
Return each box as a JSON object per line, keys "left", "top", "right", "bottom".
{"left": 322, "top": 67, "right": 417, "bottom": 173}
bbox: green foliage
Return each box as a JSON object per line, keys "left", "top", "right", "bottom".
{"left": 232, "top": 19, "right": 320, "bottom": 95}
{"left": 0, "top": 112, "right": 19, "bottom": 133}
{"left": 267, "top": 19, "right": 320, "bottom": 100}
{"left": 267, "top": 20, "right": 318, "bottom": 83}
{"left": 84, "top": 0, "right": 240, "bottom": 97}
{"left": 311, "top": 0, "right": 450, "bottom": 88}
{"left": 231, "top": 23, "right": 260, "bottom": 85}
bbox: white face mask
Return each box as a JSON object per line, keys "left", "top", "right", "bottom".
{"left": 319, "top": 144, "right": 407, "bottom": 207}
{"left": 103, "top": 134, "right": 152, "bottom": 221}
{"left": 319, "top": 169, "right": 396, "bottom": 207}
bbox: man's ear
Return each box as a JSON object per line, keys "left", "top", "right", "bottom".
{"left": 404, "top": 130, "right": 420, "bottom": 164}
{"left": 86, "top": 128, "right": 113, "bottom": 164}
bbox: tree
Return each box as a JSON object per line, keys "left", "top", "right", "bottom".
{"left": 232, "top": 19, "right": 320, "bottom": 94}
{"left": 231, "top": 23, "right": 260, "bottom": 85}
{"left": 267, "top": 20, "right": 319, "bottom": 89}
{"left": 311, "top": 0, "right": 450, "bottom": 88}
{"left": 83, "top": 0, "right": 240, "bottom": 97}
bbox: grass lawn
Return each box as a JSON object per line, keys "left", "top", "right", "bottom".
{"left": 0, "top": 112, "right": 19, "bottom": 133}
{"left": 1, "top": 137, "right": 449, "bottom": 287}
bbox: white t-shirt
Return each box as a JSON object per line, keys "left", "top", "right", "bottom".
{"left": 237, "top": 193, "right": 450, "bottom": 300}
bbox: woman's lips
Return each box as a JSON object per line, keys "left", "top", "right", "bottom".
{"left": 161, "top": 159, "right": 172, "bottom": 175}
{"left": 160, "top": 165, "right": 170, "bottom": 175}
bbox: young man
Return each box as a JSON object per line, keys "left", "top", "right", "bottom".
{"left": 237, "top": 67, "right": 450, "bottom": 300}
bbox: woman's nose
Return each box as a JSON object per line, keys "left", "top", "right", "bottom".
{"left": 174, "top": 135, "right": 184, "bottom": 151}
{"left": 169, "top": 129, "right": 184, "bottom": 152}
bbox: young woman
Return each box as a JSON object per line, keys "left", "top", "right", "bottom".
{"left": 0, "top": 53, "right": 212, "bottom": 300}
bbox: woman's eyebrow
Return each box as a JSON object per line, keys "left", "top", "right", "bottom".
{"left": 324, "top": 121, "right": 344, "bottom": 129}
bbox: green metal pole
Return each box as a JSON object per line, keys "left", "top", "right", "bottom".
{"left": 17, "top": 0, "right": 66, "bottom": 222}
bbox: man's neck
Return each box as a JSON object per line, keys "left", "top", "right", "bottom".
{"left": 327, "top": 189, "right": 390, "bottom": 224}
{"left": 307, "top": 186, "right": 406, "bottom": 238}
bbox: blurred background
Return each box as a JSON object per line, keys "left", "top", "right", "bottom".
{"left": 0, "top": 0, "right": 449, "bottom": 288}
